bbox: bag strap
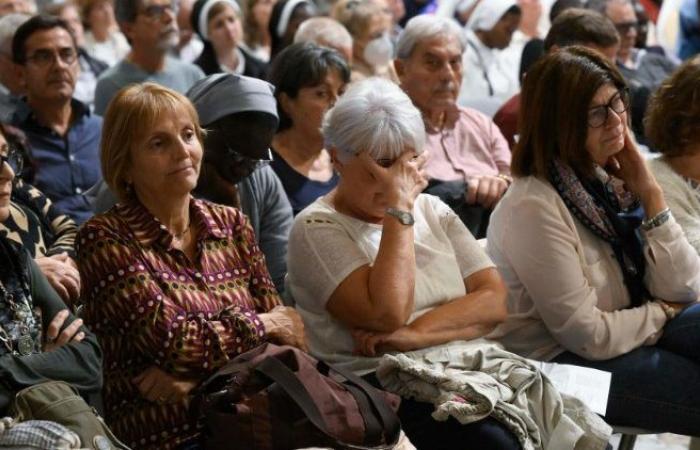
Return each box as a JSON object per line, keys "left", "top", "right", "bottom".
{"left": 256, "top": 356, "right": 400, "bottom": 450}
{"left": 256, "top": 357, "right": 335, "bottom": 441}
{"left": 317, "top": 361, "right": 401, "bottom": 446}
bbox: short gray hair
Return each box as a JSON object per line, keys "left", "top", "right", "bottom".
{"left": 323, "top": 77, "right": 426, "bottom": 162}
{"left": 396, "top": 15, "right": 466, "bottom": 60}
{"left": 0, "top": 13, "right": 29, "bottom": 54}
{"left": 294, "top": 17, "right": 352, "bottom": 50}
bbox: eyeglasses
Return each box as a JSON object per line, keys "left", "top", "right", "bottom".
{"left": 614, "top": 21, "right": 638, "bottom": 35}
{"left": 587, "top": 89, "right": 630, "bottom": 128}
{"left": 25, "top": 47, "right": 77, "bottom": 67}
{"left": 226, "top": 147, "right": 272, "bottom": 165}
{"left": 138, "top": 1, "right": 177, "bottom": 21}
{"left": 0, "top": 146, "right": 24, "bottom": 175}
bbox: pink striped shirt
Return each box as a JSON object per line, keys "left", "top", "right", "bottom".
{"left": 424, "top": 107, "right": 512, "bottom": 181}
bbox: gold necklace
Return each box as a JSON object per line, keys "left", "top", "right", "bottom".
{"left": 173, "top": 220, "right": 191, "bottom": 240}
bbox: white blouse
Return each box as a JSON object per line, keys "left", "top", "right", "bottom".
{"left": 486, "top": 176, "right": 700, "bottom": 362}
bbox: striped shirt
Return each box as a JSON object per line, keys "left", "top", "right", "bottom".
{"left": 77, "top": 197, "right": 280, "bottom": 449}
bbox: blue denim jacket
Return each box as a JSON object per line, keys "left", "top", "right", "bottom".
{"left": 13, "top": 99, "right": 102, "bottom": 225}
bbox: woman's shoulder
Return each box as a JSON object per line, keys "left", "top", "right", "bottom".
{"left": 194, "top": 198, "right": 249, "bottom": 229}
{"left": 79, "top": 205, "right": 128, "bottom": 236}
{"left": 490, "top": 176, "right": 567, "bottom": 231}
{"left": 292, "top": 197, "right": 339, "bottom": 228}
{"left": 647, "top": 156, "right": 683, "bottom": 184}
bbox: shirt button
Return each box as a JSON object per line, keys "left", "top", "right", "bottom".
{"left": 69, "top": 155, "right": 75, "bottom": 162}
{"left": 75, "top": 187, "right": 82, "bottom": 194}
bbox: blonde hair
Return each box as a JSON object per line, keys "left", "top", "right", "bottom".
{"left": 100, "top": 83, "right": 204, "bottom": 202}
{"left": 331, "top": 0, "right": 384, "bottom": 38}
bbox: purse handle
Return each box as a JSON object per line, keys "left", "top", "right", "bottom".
{"left": 256, "top": 356, "right": 400, "bottom": 450}
{"left": 316, "top": 360, "right": 401, "bottom": 446}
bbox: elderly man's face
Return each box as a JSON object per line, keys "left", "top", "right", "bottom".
{"left": 123, "top": 0, "right": 179, "bottom": 52}
{"left": 606, "top": 1, "right": 637, "bottom": 62}
{"left": 396, "top": 34, "right": 463, "bottom": 112}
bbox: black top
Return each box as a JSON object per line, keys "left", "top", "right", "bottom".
{"left": 270, "top": 149, "right": 338, "bottom": 215}
{"left": 0, "top": 237, "right": 102, "bottom": 414}
{"left": 194, "top": 44, "right": 268, "bottom": 80}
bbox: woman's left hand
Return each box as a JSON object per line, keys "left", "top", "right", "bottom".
{"left": 132, "top": 366, "right": 199, "bottom": 404}
{"left": 351, "top": 327, "right": 422, "bottom": 357}
{"left": 609, "top": 128, "right": 667, "bottom": 216}
{"left": 44, "top": 309, "right": 84, "bottom": 352}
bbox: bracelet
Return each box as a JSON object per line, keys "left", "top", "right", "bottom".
{"left": 654, "top": 300, "right": 677, "bottom": 320}
{"left": 641, "top": 208, "right": 671, "bottom": 231}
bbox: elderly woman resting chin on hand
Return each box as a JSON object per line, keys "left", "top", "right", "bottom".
{"left": 76, "top": 83, "right": 305, "bottom": 449}
{"left": 287, "top": 77, "right": 519, "bottom": 450}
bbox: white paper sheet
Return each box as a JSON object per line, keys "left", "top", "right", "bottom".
{"left": 529, "top": 360, "right": 612, "bottom": 416}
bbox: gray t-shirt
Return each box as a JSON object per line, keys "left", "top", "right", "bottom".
{"left": 94, "top": 56, "right": 205, "bottom": 115}
{"left": 287, "top": 193, "right": 494, "bottom": 374}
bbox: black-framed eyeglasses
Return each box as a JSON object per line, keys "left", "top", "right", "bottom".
{"left": 25, "top": 47, "right": 77, "bottom": 67}
{"left": 587, "top": 89, "right": 630, "bottom": 128}
{"left": 614, "top": 21, "right": 639, "bottom": 35}
{"left": 138, "top": 1, "right": 177, "bottom": 21}
{"left": 0, "top": 146, "right": 23, "bottom": 175}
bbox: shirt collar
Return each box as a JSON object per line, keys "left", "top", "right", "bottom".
{"left": 118, "top": 197, "right": 228, "bottom": 249}
{"left": 14, "top": 97, "right": 91, "bottom": 128}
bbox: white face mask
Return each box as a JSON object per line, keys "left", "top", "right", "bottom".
{"left": 362, "top": 33, "right": 393, "bottom": 67}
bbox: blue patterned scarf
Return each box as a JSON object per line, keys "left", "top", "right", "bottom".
{"left": 549, "top": 159, "right": 649, "bottom": 307}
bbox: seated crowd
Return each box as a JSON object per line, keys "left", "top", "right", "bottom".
{"left": 0, "top": 0, "right": 699, "bottom": 448}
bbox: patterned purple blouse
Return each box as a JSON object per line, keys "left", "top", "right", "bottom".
{"left": 77, "top": 198, "right": 281, "bottom": 449}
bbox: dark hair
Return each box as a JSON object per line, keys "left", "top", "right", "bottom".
{"left": 550, "top": 0, "right": 584, "bottom": 22}
{"left": 268, "top": 0, "right": 313, "bottom": 58}
{"left": 0, "top": 123, "right": 31, "bottom": 180}
{"left": 12, "top": 14, "right": 77, "bottom": 64}
{"left": 114, "top": 0, "right": 142, "bottom": 24}
{"left": 512, "top": 46, "right": 628, "bottom": 179}
{"left": 268, "top": 42, "right": 350, "bottom": 132}
{"left": 645, "top": 55, "right": 700, "bottom": 157}
{"left": 544, "top": 9, "right": 619, "bottom": 51}
{"left": 504, "top": 4, "right": 522, "bottom": 17}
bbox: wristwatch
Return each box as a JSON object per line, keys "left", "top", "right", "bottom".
{"left": 385, "top": 207, "right": 415, "bottom": 226}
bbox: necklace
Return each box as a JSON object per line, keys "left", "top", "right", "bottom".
{"left": 173, "top": 220, "right": 191, "bottom": 240}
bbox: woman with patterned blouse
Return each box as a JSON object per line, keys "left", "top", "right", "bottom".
{"left": 76, "top": 83, "right": 306, "bottom": 449}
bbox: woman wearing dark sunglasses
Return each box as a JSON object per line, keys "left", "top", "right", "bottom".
{"left": 487, "top": 46, "right": 700, "bottom": 435}
{"left": 0, "top": 123, "right": 102, "bottom": 416}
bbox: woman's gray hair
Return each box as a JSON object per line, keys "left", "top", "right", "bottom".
{"left": 396, "top": 15, "right": 466, "bottom": 60}
{"left": 323, "top": 77, "right": 426, "bottom": 162}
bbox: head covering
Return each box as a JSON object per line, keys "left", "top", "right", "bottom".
{"left": 274, "top": 0, "right": 311, "bottom": 37}
{"left": 191, "top": 0, "right": 241, "bottom": 41}
{"left": 466, "top": 0, "right": 517, "bottom": 31}
{"left": 186, "top": 73, "right": 278, "bottom": 126}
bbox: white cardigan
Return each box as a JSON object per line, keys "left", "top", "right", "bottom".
{"left": 648, "top": 156, "right": 700, "bottom": 255}
{"left": 486, "top": 176, "right": 700, "bottom": 362}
